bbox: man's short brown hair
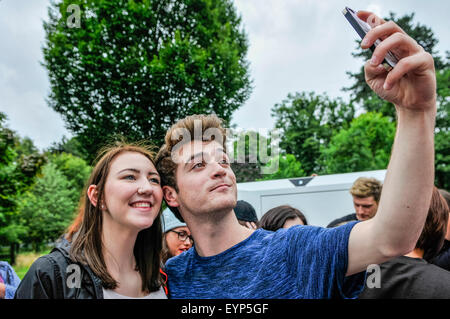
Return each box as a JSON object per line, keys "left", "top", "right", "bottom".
{"left": 155, "top": 114, "right": 227, "bottom": 220}
{"left": 350, "top": 177, "right": 383, "bottom": 203}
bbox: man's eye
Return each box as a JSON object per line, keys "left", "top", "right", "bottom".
{"left": 193, "top": 162, "right": 204, "bottom": 169}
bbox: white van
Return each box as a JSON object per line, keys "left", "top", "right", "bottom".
{"left": 237, "top": 169, "right": 386, "bottom": 227}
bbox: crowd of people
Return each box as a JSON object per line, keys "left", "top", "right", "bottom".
{"left": 1, "top": 11, "right": 449, "bottom": 299}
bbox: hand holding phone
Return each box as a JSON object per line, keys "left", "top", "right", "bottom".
{"left": 342, "top": 8, "right": 435, "bottom": 112}
{"left": 342, "top": 7, "right": 398, "bottom": 71}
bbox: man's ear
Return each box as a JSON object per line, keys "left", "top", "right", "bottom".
{"left": 163, "top": 185, "right": 180, "bottom": 208}
{"left": 87, "top": 185, "right": 100, "bottom": 208}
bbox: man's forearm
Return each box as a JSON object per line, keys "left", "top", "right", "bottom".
{"left": 374, "top": 106, "right": 436, "bottom": 256}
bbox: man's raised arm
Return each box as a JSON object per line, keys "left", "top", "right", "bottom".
{"left": 346, "top": 11, "right": 437, "bottom": 276}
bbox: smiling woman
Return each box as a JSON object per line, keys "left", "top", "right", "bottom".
{"left": 14, "top": 141, "right": 168, "bottom": 299}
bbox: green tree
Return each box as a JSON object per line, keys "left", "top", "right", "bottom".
{"left": 259, "top": 154, "right": 305, "bottom": 181}
{"left": 43, "top": 0, "right": 252, "bottom": 161}
{"left": 19, "top": 163, "right": 79, "bottom": 251}
{"left": 48, "top": 152, "right": 92, "bottom": 198}
{"left": 47, "top": 135, "right": 90, "bottom": 160}
{"left": 320, "top": 112, "right": 396, "bottom": 174}
{"left": 271, "top": 92, "right": 355, "bottom": 175}
{"left": 0, "top": 113, "right": 45, "bottom": 262}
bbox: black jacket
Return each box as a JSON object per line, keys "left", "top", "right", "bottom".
{"left": 430, "top": 239, "right": 450, "bottom": 271}
{"left": 14, "top": 240, "right": 104, "bottom": 299}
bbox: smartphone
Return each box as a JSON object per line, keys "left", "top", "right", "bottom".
{"left": 342, "top": 7, "right": 398, "bottom": 71}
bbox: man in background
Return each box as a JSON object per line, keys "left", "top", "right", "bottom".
{"left": 327, "top": 177, "right": 382, "bottom": 228}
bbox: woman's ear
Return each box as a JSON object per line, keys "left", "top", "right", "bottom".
{"left": 163, "top": 186, "right": 179, "bottom": 208}
{"left": 87, "top": 185, "right": 100, "bottom": 208}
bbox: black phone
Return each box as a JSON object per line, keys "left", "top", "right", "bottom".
{"left": 342, "top": 7, "right": 398, "bottom": 71}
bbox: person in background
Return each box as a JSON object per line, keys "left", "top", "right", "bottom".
{"left": 161, "top": 208, "right": 194, "bottom": 265}
{"left": 327, "top": 177, "right": 382, "bottom": 228}
{"left": 234, "top": 200, "right": 259, "bottom": 230}
{"left": 430, "top": 189, "right": 450, "bottom": 271}
{"left": 0, "top": 261, "right": 21, "bottom": 299}
{"left": 14, "top": 142, "right": 167, "bottom": 299}
{"left": 359, "top": 187, "right": 450, "bottom": 298}
{"left": 260, "top": 205, "right": 308, "bottom": 231}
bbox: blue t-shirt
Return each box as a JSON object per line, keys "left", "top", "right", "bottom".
{"left": 165, "top": 221, "right": 365, "bottom": 299}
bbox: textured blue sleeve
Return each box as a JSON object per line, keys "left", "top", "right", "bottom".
{"left": 285, "top": 221, "right": 365, "bottom": 299}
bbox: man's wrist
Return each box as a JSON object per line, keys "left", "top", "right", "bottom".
{"left": 395, "top": 103, "right": 437, "bottom": 124}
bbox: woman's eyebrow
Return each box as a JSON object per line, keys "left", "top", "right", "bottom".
{"left": 117, "top": 168, "right": 160, "bottom": 176}
{"left": 117, "top": 168, "right": 140, "bottom": 175}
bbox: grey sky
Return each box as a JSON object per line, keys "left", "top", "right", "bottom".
{"left": 0, "top": 0, "right": 448, "bottom": 151}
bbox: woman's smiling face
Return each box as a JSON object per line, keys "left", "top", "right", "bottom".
{"left": 103, "top": 151, "right": 163, "bottom": 231}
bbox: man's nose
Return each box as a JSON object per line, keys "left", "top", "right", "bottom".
{"left": 211, "top": 162, "right": 227, "bottom": 178}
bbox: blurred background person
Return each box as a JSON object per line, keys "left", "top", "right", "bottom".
{"left": 234, "top": 200, "right": 259, "bottom": 230}
{"left": 327, "top": 177, "right": 382, "bottom": 228}
{"left": 260, "top": 205, "right": 308, "bottom": 231}
{"left": 161, "top": 208, "right": 193, "bottom": 265}
{"left": 0, "top": 261, "right": 21, "bottom": 299}
{"left": 430, "top": 189, "right": 450, "bottom": 271}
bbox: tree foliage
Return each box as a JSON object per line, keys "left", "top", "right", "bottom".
{"left": 271, "top": 92, "right": 355, "bottom": 175}
{"left": 18, "top": 163, "right": 79, "bottom": 251}
{"left": 0, "top": 113, "right": 45, "bottom": 247}
{"left": 17, "top": 153, "right": 91, "bottom": 251}
{"left": 43, "top": 0, "right": 252, "bottom": 161}
{"left": 259, "top": 154, "right": 305, "bottom": 181}
{"left": 319, "top": 112, "right": 396, "bottom": 174}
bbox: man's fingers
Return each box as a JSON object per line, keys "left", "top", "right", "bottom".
{"left": 365, "top": 62, "right": 388, "bottom": 81}
{"left": 361, "top": 21, "right": 407, "bottom": 49}
{"left": 370, "top": 32, "right": 419, "bottom": 65}
{"left": 356, "top": 10, "right": 386, "bottom": 26}
{"left": 384, "top": 52, "right": 434, "bottom": 90}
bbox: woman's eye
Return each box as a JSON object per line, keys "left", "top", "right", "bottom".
{"left": 149, "top": 177, "right": 160, "bottom": 184}
{"left": 124, "top": 175, "right": 136, "bottom": 180}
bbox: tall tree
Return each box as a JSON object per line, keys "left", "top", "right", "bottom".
{"left": 19, "top": 163, "right": 79, "bottom": 251}
{"left": 0, "top": 113, "right": 45, "bottom": 262}
{"left": 43, "top": 0, "right": 252, "bottom": 161}
{"left": 271, "top": 92, "right": 355, "bottom": 175}
{"left": 259, "top": 154, "right": 305, "bottom": 181}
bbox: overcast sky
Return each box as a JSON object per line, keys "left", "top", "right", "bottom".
{"left": 0, "top": 0, "right": 448, "bottom": 151}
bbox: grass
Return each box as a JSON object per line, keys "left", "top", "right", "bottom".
{"left": 12, "top": 250, "right": 51, "bottom": 280}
